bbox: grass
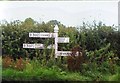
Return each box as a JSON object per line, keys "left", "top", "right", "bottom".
{"left": 2, "top": 59, "right": 90, "bottom": 81}
{"left": 2, "top": 58, "right": 120, "bottom": 81}
{"left": 108, "top": 67, "right": 120, "bottom": 81}
{"left": 2, "top": 67, "right": 90, "bottom": 81}
{"left": 0, "top": 56, "right": 2, "bottom": 80}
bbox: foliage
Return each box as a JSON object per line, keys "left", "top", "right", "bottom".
{"left": 2, "top": 59, "right": 81, "bottom": 81}
{"left": 1, "top": 18, "right": 120, "bottom": 59}
{"left": 1, "top": 18, "right": 120, "bottom": 81}
{"left": 109, "top": 67, "right": 120, "bottom": 81}
{"left": 2, "top": 58, "right": 120, "bottom": 81}
{"left": 67, "top": 45, "right": 85, "bottom": 71}
{"left": 3, "top": 56, "right": 28, "bottom": 71}
{"left": 2, "top": 56, "right": 14, "bottom": 68}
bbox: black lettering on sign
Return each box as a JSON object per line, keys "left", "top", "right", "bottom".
{"left": 33, "top": 33, "right": 39, "bottom": 36}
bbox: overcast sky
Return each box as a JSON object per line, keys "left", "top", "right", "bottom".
{"left": 0, "top": 1, "right": 118, "bottom": 27}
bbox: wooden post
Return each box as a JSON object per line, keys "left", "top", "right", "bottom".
{"left": 54, "top": 25, "right": 59, "bottom": 59}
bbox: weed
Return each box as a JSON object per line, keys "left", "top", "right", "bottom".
{"left": 2, "top": 56, "right": 14, "bottom": 68}
{"left": 14, "top": 57, "right": 26, "bottom": 71}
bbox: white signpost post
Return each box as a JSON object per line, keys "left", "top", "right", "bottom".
{"left": 23, "top": 25, "right": 72, "bottom": 58}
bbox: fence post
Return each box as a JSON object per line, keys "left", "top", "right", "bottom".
{"left": 54, "top": 25, "right": 59, "bottom": 59}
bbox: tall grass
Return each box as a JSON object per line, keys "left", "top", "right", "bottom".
{"left": 0, "top": 56, "right": 2, "bottom": 81}
{"left": 2, "top": 58, "right": 120, "bottom": 81}
{"left": 2, "top": 58, "right": 90, "bottom": 81}
{"left": 108, "top": 67, "right": 120, "bottom": 81}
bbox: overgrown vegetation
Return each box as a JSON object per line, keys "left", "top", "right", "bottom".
{"left": 1, "top": 18, "right": 120, "bottom": 81}
{"left": 2, "top": 56, "right": 120, "bottom": 81}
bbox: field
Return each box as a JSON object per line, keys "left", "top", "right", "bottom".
{"left": 1, "top": 18, "right": 120, "bottom": 82}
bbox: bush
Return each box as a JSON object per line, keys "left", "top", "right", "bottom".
{"left": 67, "top": 45, "right": 86, "bottom": 72}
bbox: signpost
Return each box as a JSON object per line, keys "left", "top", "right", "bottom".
{"left": 29, "top": 32, "right": 54, "bottom": 38}
{"left": 23, "top": 25, "right": 72, "bottom": 58}
{"left": 57, "top": 51, "right": 72, "bottom": 56}
{"left": 23, "top": 44, "right": 44, "bottom": 49}
{"left": 54, "top": 25, "right": 59, "bottom": 58}
{"left": 47, "top": 44, "right": 55, "bottom": 49}
{"left": 58, "top": 37, "right": 69, "bottom": 43}
{"left": 23, "top": 44, "right": 55, "bottom": 49}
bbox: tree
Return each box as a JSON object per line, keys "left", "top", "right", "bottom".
{"left": 22, "top": 17, "right": 35, "bottom": 28}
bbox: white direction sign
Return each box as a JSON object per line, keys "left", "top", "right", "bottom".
{"left": 57, "top": 51, "right": 72, "bottom": 56}
{"left": 58, "top": 37, "right": 69, "bottom": 43}
{"left": 23, "top": 44, "right": 55, "bottom": 49}
{"left": 47, "top": 44, "right": 55, "bottom": 49}
{"left": 23, "top": 44, "right": 44, "bottom": 49}
{"left": 23, "top": 25, "right": 71, "bottom": 58}
{"left": 29, "top": 33, "right": 54, "bottom": 38}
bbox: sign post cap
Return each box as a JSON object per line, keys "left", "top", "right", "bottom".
{"left": 54, "top": 25, "right": 59, "bottom": 32}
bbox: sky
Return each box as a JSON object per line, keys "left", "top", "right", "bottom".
{"left": 0, "top": 1, "right": 118, "bottom": 27}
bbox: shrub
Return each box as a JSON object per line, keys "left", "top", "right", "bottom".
{"left": 67, "top": 45, "right": 86, "bottom": 71}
